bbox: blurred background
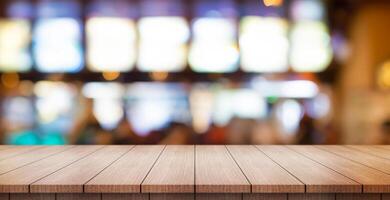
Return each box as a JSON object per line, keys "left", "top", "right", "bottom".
{"left": 0, "top": 0, "right": 388, "bottom": 145}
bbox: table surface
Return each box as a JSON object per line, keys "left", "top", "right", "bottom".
{"left": 0, "top": 145, "right": 389, "bottom": 194}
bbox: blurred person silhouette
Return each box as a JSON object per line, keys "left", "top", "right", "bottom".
{"left": 381, "top": 119, "right": 390, "bottom": 144}
{"left": 251, "top": 120, "right": 281, "bottom": 144}
{"left": 68, "top": 98, "right": 113, "bottom": 144}
{"left": 113, "top": 118, "right": 143, "bottom": 144}
{"left": 159, "top": 122, "right": 194, "bottom": 144}
{"left": 225, "top": 118, "right": 254, "bottom": 144}
{"left": 296, "top": 114, "right": 323, "bottom": 144}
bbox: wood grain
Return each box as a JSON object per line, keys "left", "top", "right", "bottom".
{"left": 289, "top": 146, "right": 390, "bottom": 193}
{"left": 0, "top": 146, "right": 72, "bottom": 175}
{"left": 257, "top": 146, "right": 360, "bottom": 193}
{"left": 150, "top": 194, "right": 194, "bottom": 200}
{"left": 288, "top": 194, "right": 335, "bottom": 200}
{"left": 243, "top": 194, "right": 287, "bottom": 200}
{"left": 0, "top": 194, "right": 8, "bottom": 200}
{"left": 318, "top": 146, "right": 390, "bottom": 174}
{"left": 196, "top": 146, "right": 250, "bottom": 193}
{"left": 383, "top": 194, "right": 390, "bottom": 200}
{"left": 31, "top": 146, "right": 132, "bottom": 193}
{"left": 0, "top": 146, "right": 102, "bottom": 193}
{"left": 347, "top": 146, "right": 390, "bottom": 160}
{"left": 227, "top": 145, "right": 304, "bottom": 193}
{"left": 0, "top": 146, "right": 42, "bottom": 161}
{"left": 10, "top": 194, "right": 55, "bottom": 200}
{"left": 56, "top": 194, "right": 100, "bottom": 200}
{"left": 335, "top": 194, "right": 380, "bottom": 200}
{"left": 196, "top": 193, "right": 241, "bottom": 200}
{"left": 102, "top": 194, "right": 149, "bottom": 200}
{"left": 86, "top": 145, "right": 164, "bottom": 193}
{"left": 142, "top": 145, "right": 194, "bottom": 193}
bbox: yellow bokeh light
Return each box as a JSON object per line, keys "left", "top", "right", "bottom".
{"left": 1, "top": 73, "right": 20, "bottom": 88}
{"left": 102, "top": 71, "right": 120, "bottom": 81}
{"left": 149, "top": 72, "right": 169, "bottom": 82}
{"left": 378, "top": 61, "right": 390, "bottom": 90}
{"left": 263, "top": 0, "right": 284, "bottom": 7}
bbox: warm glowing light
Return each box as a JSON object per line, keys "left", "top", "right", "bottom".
{"left": 138, "top": 17, "right": 189, "bottom": 72}
{"left": 240, "top": 17, "right": 289, "bottom": 72}
{"left": 250, "top": 78, "right": 319, "bottom": 98}
{"left": 33, "top": 18, "right": 83, "bottom": 72}
{"left": 126, "top": 83, "right": 188, "bottom": 136}
{"left": 290, "top": 21, "right": 333, "bottom": 72}
{"left": 378, "top": 61, "right": 390, "bottom": 90}
{"left": 82, "top": 82, "right": 125, "bottom": 130}
{"left": 34, "top": 81, "right": 76, "bottom": 124}
{"left": 276, "top": 99, "right": 303, "bottom": 135}
{"left": 213, "top": 89, "right": 267, "bottom": 126}
{"left": 1, "top": 73, "right": 20, "bottom": 89}
{"left": 149, "top": 72, "right": 169, "bottom": 82}
{"left": 189, "top": 86, "right": 214, "bottom": 134}
{"left": 87, "top": 17, "right": 136, "bottom": 72}
{"left": 102, "top": 71, "right": 120, "bottom": 81}
{"left": 0, "top": 20, "right": 31, "bottom": 72}
{"left": 263, "top": 0, "right": 283, "bottom": 7}
{"left": 189, "top": 18, "right": 239, "bottom": 73}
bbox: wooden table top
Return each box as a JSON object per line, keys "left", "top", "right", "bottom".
{"left": 0, "top": 145, "right": 389, "bottom": 194}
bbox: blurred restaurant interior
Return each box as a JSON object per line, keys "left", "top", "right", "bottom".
{"left": 0, "top": 0, "right": 389, "bottom": 145}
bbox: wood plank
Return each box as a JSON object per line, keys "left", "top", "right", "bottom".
{"left": 383, "top": 194, "right": 390, "bottom": 200}
{"left": 288, "top": 194, "right": 335, "bottom": 200}
{"left": 290, "top": 146, "right": 390, "bottom": 193}
{"left": 150, "top": 194, "right": 193, "bottom": 200}
{"left": 31, "top": 146, "right": 133, "bottom": 193}
{"left": 56, "top": 194, "right": 100, "bottom": 200}
{"left": 335, "top": 194, "right": 380, "bottom": 200}
{"left": 347, "top": 146, "right": 390, "bottom": 160}
{"left": 227, "top": 145, "right": 304, "bottom": 193}
{"left": 196, "top": 193, "right": 241, "bottom": 200}
{"left": 196, "top": 146, "right": 250, "bottom": 193}
{"left": 142, "top": 145, "right": 194, "bottom": 193}
{"left": 0, "top": 146, "right": 72, "bottom": 175}
{"left": 0, "top": 146, "right": 102, "bottom": 193}
{"left": 86, "top": 145, "right": 164, "bottom": 193}
{"left": 318, "top": 146, "right": 390, "bottom": 174}
{"left": 243, "top": 194, "right": 287, "bottom": 200}
{"left": 0, "top": 194, "right": 8, "bottom": 200}
{"left": 102, "top": 194, "right": 149, "bottom": 200}
{"left": 0, "top": 146, "right": 42, "bottom": 161}
{"left": 9, "top": 194, "right": 55, "bottom": 200}
{"left": 256, "top": 146, "right": 360, "bottom": 193}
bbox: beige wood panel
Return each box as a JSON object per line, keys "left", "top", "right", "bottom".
{"left": 318, "top": 146, "right": 390, "bottom": 174}
{"left": 257, "top": 146, "right": 360, "bottom": 193}
{"left": 288, "top": 194, "right": 335, "bottom": 200}
{"left": 227, "top": 145, "right": 304, "bottom": 193}
{"left": 31, "top": 146, "right": 132, "bottom": 193}
{"left": 142, "top": 145, "right": 194, "bottom": 193}
{"left": 0, "top": 146, "right": 42, "bottom": 161}
{"left": 335, "top": 194, "right": 380, "bottom": 200}
{"left": 196, "top": 193, "right": 242, "bottom": 200}
{"left": 9, "top": 194, "right": 55, "bottom": 200}
{"left": 0, "top": 146, "right": 72, "bottom": 175}
{"left": 196, "top": 146, "right": 250, "bottom": 193}
{"left": 290, "top": 146, "right": 390, "bottom": 193}
{"left": 347, "top": 146, "right": 390, "bottom": 160}
{"left": 86, "top": 145, "right": 165, "bottom": 193}
{"left": 243, "top": 194, "right": 287, "bottom": 200}
{"left": 102, "top": 194, "right": 149, "bottom": 200}
{"left": 56, "top": 194, "right": 100, "bottom": 200}
{"left": 0, "top": 146, "right": 102, "bottom": 193}
{"left": 150, "top": 194, "right": 193, "bottom": 200}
